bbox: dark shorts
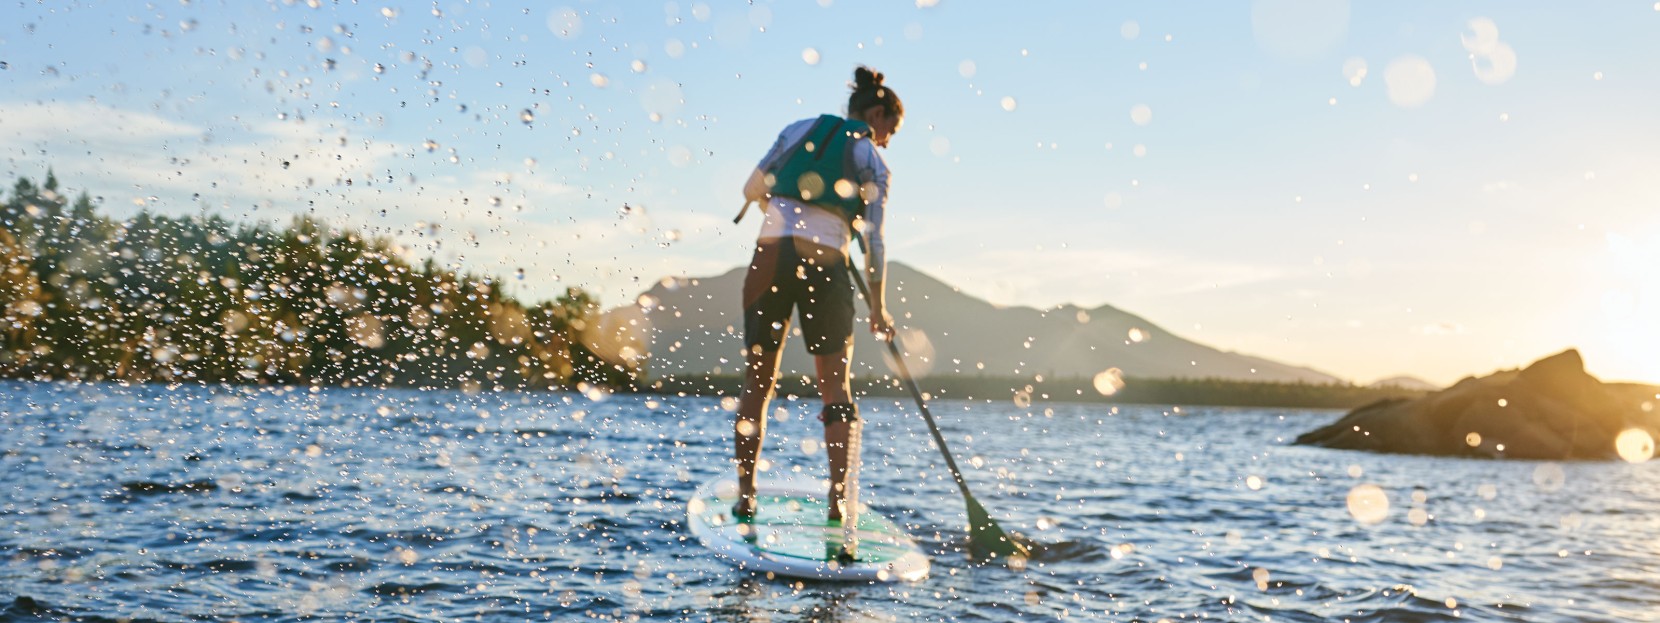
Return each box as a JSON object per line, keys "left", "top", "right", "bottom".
{"left": 742, "top": 238, "right": 855, "bottom": 355}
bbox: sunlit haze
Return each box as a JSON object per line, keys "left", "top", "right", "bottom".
{"left": 4, "top": 1, "right": 1659, "bottom": 386}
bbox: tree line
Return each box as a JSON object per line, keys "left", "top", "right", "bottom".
{"left": 1, "top": 171, "right": 1426, "bottom": 408}
{"left": 0, "top": 173, "right": 636, "bottom": 390}
{"left": 648, "top": 373, "right": 1427, "bottom": 410}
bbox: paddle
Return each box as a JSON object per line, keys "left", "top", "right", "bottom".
{"left": 847, "top": 264, "right": 1030, "bottom": 562}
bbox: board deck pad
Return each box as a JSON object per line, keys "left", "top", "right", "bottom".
{"left": 688, "top": 476, "right": 929, "bottom": 582}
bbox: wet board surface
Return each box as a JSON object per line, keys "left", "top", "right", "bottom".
{"left": 687, "top": 476, "right": 929, "bottom": 582}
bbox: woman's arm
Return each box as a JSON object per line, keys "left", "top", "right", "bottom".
{"left": 853, "top": 140, "right": 893, "bottom": 339}
{"left": 743, "top": 168, "right": 770, "bottom": 203}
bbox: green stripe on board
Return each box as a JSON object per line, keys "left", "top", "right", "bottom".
{"left": 697, "top": 493, "right": 914, "bottom": 563}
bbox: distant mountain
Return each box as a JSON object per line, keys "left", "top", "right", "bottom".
{"left": 599, "top": 262, "right": 1343, "bottom": 384}
{"left": 1368, "top": 375, "right": 1441, "bottom": 392}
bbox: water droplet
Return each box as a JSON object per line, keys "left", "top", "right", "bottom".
{"left": 1532, "top": 463, "right": 1565, "bottom": 492}
{"left": 1346, "top": 484, "right": 1389, "bottom": 525}
{"left": 1460, "top": 18, "right": 1500, "bottom": 55}
{"left": 1120, "top": 20, "right": 1140, "bottom": 40}
{"left": 1616, "top": 428, "right": 1654, "bottom": 463}
{"left": 1407, "top": 507, "right": 1429, "bottom": 526}
{"left": 1093, "top": 368, "right": 1125, "bottom": 396}
{"left": 520, "top": 109, "right": 534, "bottom": 124}
{"left": 801, "top": 48, "right": 820, "bottom": 66}
{"left": 1130, "top": 104, "right": 1152, "bottom": 126}
{"left": 1342, "top": 58, "right": 1368, "bottom": 86}
{"left": 548, "top": 7, "right": 582, "bottom": 39}
{"left": 1000, "top": 96, "right": 1017, "bottom": 112}
{"left": 1471, "top": 43, "right": 1517, "bottom": 85}
{"left": 590, "top": 73, "right": 609, "bottom": 88}
{"left": 927, "top": 136, "right": 951, "bottom": 157}
{"left": 1385, "top": 56, "right": 1436, "bottom": 107}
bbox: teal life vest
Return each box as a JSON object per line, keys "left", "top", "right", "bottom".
{"left": 761, "top": 114, "right": 872, "bottom": 221}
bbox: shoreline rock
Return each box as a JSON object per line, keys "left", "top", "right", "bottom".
{"left": 1294, "top": 350, "right": 1660, "bottom": 460}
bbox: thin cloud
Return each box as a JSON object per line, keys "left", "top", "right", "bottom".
{"left": 1418, "top": 322, "right": 1468, "bottom": 336}
{"left": 935, "top": 247, "right": 1291, "bottom": 310}
{"left": 0, "top": 99, "right": 677, "bottom": 304}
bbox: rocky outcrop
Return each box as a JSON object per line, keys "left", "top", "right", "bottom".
{"left": 1295, "top": 350, "right": 1660, "bottom": 460}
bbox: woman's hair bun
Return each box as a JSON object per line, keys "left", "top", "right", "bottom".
{"left": 853, "top": 66, "right": 884, "bottom": 90}
{"left": 847, "top": 65, "right": 902, "bottom": 121}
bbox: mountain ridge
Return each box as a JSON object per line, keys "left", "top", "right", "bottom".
{"left": 598, "top": 261, "right": 1343, "bottom": 385}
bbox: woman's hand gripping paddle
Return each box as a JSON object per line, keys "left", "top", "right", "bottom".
{"left": 847, "top": 264, "right": 1029, "bottom": 562}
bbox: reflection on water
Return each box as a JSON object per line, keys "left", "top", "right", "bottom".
{"left": 1, "top": 380, "right": 1657, "bottom": 622}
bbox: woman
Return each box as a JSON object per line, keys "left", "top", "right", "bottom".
{"left": 732, "top": 66, "right": 903, "bottom": 525}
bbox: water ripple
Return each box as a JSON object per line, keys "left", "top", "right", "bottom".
{"left": 2, "top": 382, "right": 1658, "bottom": 621}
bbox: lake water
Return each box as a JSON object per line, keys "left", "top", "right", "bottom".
{"left": 2, "top": 380, "right": 1656, "bottom": 622}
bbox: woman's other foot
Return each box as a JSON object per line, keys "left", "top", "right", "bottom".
{"left": 732, "top": 496, "right": 757, "bottom": 521}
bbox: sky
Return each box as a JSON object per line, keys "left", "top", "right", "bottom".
{"left": 3, "top": 1, "right": 1660, "bottom": 387}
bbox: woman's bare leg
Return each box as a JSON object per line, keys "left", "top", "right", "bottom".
{"left": 816, "top": 350, "right": 854, "bottom": 520}
{"left": 735, "top": 346, "right": 784, "bottom": 516}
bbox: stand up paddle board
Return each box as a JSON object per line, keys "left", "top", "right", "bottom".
{"left": 687, "top": 475, "right": 929, "bottom": 582}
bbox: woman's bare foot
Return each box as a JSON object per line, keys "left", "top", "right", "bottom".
{"left": 732, "top": 494, "right": 757, "bottom": 520}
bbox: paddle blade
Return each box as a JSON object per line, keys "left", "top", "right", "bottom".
{"left": 965, "top": 493, "right": 1029, "bottom": 561}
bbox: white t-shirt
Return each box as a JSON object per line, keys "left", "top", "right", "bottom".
{"left": 752, "top": 116, "right": 890, "bottom": 284}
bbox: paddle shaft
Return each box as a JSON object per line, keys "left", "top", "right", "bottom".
{"left": 846, "top": 268, "right": 976, "bottom": 501}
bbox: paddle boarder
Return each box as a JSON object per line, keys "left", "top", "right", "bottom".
{"left": 731, "top": 66, "right": 904, "bottom": 526}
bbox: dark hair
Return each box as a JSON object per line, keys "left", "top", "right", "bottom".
{"left": 848, "top": 66, "right": 903, "bottom": 122}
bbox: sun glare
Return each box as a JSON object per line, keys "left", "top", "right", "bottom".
{"left": 1596, "top": 232, "right": 1660, "bottom": 383}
